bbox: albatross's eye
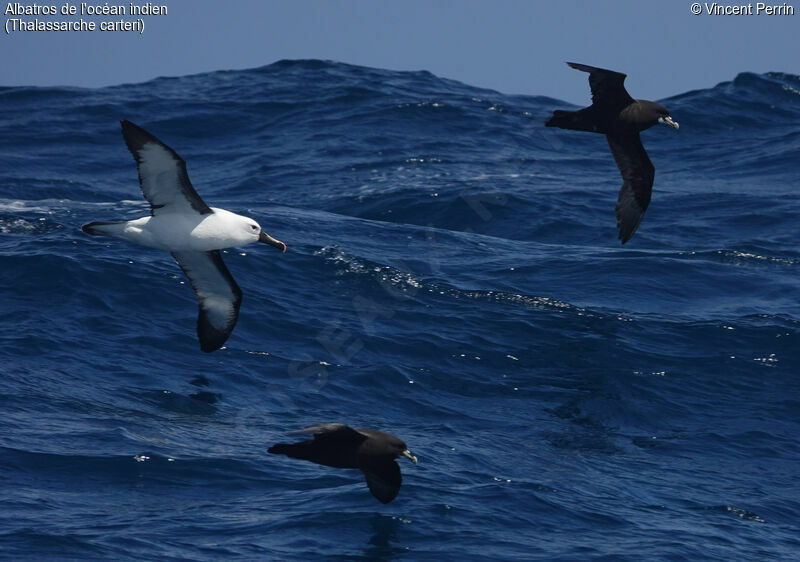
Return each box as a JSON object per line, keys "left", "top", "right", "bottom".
{"left": 250, "top": 224, "right": 258, "bottom": 231}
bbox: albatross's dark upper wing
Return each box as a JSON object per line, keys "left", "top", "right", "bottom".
{"left": 606, "top": 133, "right": 655, "bottom": 244}
{"left": 567, "top": 62, "right": 635, "bottom": 111}
{"left": 120, "top": 120, "right": 212, "bottom": 216}
{"left": 171, "top": 250, "right": 242, "bottom": 352}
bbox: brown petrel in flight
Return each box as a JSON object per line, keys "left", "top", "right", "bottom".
{"left": 269, "top": 423, "right": 418, "bottom": 504}
{"left": 546, "top": 62, "right": 679, "bottom": 243}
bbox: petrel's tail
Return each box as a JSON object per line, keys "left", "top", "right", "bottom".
{"left": 268, "top": 440, "right": 353, "bottom": 468}
{"left": 268, "top": 441, "right": 316, "bottom": 462}
{"left": 81, "top": 221, "right": 126, "bottom": 236}
{"left": 546, "top": 108, "right": 604, "bottom": 133}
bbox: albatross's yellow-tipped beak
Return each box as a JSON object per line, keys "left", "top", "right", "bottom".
{"left": 402, "top": 449, "right": 418, "bottom": 464}
{"left": 659, "top": 116, "right": 679, "bottom": 130}
{"left": 259, "top": 231, "right": 287, "bottom": 252}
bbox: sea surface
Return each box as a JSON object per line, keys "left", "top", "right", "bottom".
{"left": 1, "top": 60, "right": 799, "bottom": 560}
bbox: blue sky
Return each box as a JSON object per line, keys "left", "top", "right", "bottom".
{"left": 2, "top": 0, "right": 797, "bottom": 103}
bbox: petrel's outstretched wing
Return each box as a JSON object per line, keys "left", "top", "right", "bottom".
{"left": 360, "top": 458, "right": 402, "bottom": 504}
{"left": 289, "top": 424, "right": 366, "bottom": 438}
{"left": 567, "top": 62, "right": 635, "bottom": 111}
{"left": 120, "top": 120, "right": 212, "bottom": 216}
{"left": 171, "top": 250, "right": 242, "bottom": 352}
{"left": 606, "top": 133, "right": 655, "bottom": 244}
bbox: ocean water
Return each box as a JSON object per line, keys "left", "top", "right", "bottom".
{"left": 1, "top": 59, "right": 799, "bottom": 560}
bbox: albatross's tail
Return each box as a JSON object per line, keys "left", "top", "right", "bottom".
{"left": 81, "top": 221, "right": 127, "bottom": 237}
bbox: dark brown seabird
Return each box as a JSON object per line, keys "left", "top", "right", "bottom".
{"left": 268, "top": 423, "right": 418, "bottom": 504}
{"left": 546, "top": 62, "right": 679, "bottom": 244}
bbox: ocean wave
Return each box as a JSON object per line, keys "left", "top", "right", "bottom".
{"left": 1, "top": 60, "right": 799, "bottom": 559}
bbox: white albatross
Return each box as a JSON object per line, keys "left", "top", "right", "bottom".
{"left": 82, "top": 120, "right": 286, "bottom": 352}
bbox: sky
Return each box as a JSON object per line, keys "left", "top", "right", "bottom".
{"left": 2, "top": 0, "right": 798, "bottom": 104}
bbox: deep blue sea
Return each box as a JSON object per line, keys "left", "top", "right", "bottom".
{"left": 1, "top": 59, "right": 799, "bottom": 560}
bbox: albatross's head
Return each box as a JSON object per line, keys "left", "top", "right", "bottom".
{"left": 211, "top": 209, "right": 287, "bottom": 251}
{"left": 243, "top": 218, "right": 287, "bottom": 252}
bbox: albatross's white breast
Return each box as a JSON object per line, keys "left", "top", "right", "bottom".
{"left": 116, "top": 208, "right": 258, "bottom": 252}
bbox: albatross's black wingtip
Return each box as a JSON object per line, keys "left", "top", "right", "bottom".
{"left": 119, "top": 119, "right": 153, "bottom": 144}
{"left": 120, "top": 119, "right": 136, "bottom": 133}
{"left": 119, "top": 119, "right": 150, "bottom": 155}
{"left": 197, "top": 320, "right": 233, "bottom": 353}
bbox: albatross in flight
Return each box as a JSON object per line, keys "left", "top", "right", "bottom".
{"left": 546, "top": 62, "right": 679, "bottom": 243}
{"left": 82, "top": 120, "right": 286, "bottom": 352}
